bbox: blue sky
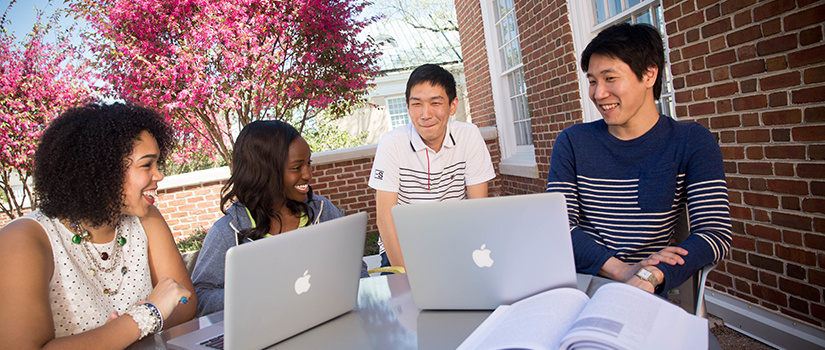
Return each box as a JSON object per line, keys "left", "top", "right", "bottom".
{"left": 2, "top": 0, "right": 69, "bottom": 40}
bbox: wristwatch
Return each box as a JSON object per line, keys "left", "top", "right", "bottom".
{"left": 635, "top": 268, "right": 660, "bottom": 288}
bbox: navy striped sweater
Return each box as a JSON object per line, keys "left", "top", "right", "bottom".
{"left": 546, "top": 115, "right": 732, "bottom": 292}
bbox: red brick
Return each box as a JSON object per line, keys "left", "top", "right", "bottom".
{"left": 753, "top": 0, "right": 796, "bottom": 22}
{"left": 742, "top": 113, "right": 760, "bottom": 126}
{"left": 722, "top": 0, "right": 758, "bottom": 16}
{"left": 727, "top": 261, "right": 759, "bottom": 281}
{"left": 749, "top": 253, "right": 784, "bottom": 273}
{"left": 796, "top": 163, "right": 825, "bottom": 180}
{"left": 707, "top": 82, "right": 738, "bottom": 98}
{"left": 760, "top": 72, "right": 801, "bottom": 91}
{"left": 762, "top": 109, "right": 802, "bottom": 125}
{"left": 740, "top": 78, "right": 758, "bottom": 93}
{"left": 779, "top": 276, "right": 821, "bottom": 301}
{"left": 757, "top": 34, "right": 798, "bottom": 56}
{"left": 727, "top": 177, "right": 749, "bottom": 190}
{"left": 733, "top": 11, "right": 752, "bottom": 28}
{"left": 739, "top": 162, "right": 773, "bottom": 175}
{"left": 736, "top": 129, "right": 771, "bottom": 143}
{"left": 682, "top": 41, "right": 710, "bottom": 59}
{"left": 772, "top": 128, "right": 791, "bottom": 142}
{"left": 747, "top": 223, "right": 782, "bottom": 242}
{"left": 720, "top": 145, "right": 745, "bottom": 159}
{"left": 750, "top": 178, "right": 768, "bottom": 191}
{"left": 789, "top": 296, "right": 810, "bottom": 314}
{"left": 789, "top": 45, "right": 825, "bottom": 68}
{"left": 807, "top": 107, "right": 825, "bottom": 123}
{"left": 769, "top": 92, "right": 788, "bottom": 107}
{"left": 686, "top": 71, "right": 712, "bottom": 86}
{"left": 730, "top": 59, "right": 766, "bottom": 78}
{"left": 773, "top": 212, "right": 813, "bottom": 231}
{"left": 757, "top": 240, "right": 774, "bottom": 255}
{"left": 811, "top": 145, "right": 825, "bottom": 161}
{"left": 766, "top": 56, "right": 788, "bottom": 72}
{"left": 688, "top": 101, "right": 715, "bottom": 116}
{"left": 767, "top": 179, "right": 809, "bottom": 195}
{"left": 784, "top": 230, "right": 803, "bottom": 245}
{"left": 802, "top": 198, "right": 825, "bottom": 215}
{"left": 760, "top": 270, "right": 778, "bottom": 287}
{"left": 733, "top": 95, "right": 768, "bottom": 111}
{"left": 743, "top": 192, "right": 779, "bottom": 208}
{"left": 792, "top": 125, "right": 825, "bottom": 141}
{"left": 703, "top": 18, "right": 732, "bottom": 38}
{"left": 808, "top": 233, "right": 825, "bottom": 251}
{"left": 804, "top": 66, "right": 825, "bottom": 84}
{"left": 732, "top": 234, "right": 755, "bottom": 251}
{"left": 764, "top": 145, "right": 806, "bottom": 159}
{"left": 784, "top": 4, "right": 825, "bottom": 31}
{"left": 730, "top": 204, "right": 753, "bottom": 220}
{"left": 746, "top": 146, "right": 763, "bottom": 159}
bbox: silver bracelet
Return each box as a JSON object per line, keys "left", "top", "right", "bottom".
{"left": 143, "top": 302, "right": 164, "bottom": 333}
{"left": 125, "top": 303, "right": 163, "bottom": 339}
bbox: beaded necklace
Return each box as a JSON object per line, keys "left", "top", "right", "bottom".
{"left": 65, "top": 218, "right": 129, "bottom": 296}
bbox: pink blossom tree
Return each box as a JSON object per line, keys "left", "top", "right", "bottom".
{"left": 0, "top": 5, "right": 97, "bottom": 220}
{"left": 71, "top": 0, "right": 382, "bottom": 169}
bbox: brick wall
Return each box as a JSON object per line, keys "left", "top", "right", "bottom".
{"left": 154, "top": 131, "right": 502, "bottom": 240}
{"left": 662, "top": 0, "right": 825, "bottom": 327}
{"left": 455, "top": 0, "right": 824, "bottom": 329}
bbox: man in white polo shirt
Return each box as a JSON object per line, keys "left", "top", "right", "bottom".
{"left": 369, "top": 64, "right": 496, "bottom": 268}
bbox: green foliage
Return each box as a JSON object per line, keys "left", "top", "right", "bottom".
{"left": 176, "top": 227, "right": 207, "bottom": 252}
{"left": 302, "top": 116, "right": 368, "bottom": 153}
{"left": 364, "top": 230, "right": 380, "bottom": 256}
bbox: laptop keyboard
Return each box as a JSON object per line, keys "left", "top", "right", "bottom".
{"left": 200, "top": 334, "right": 224, "bottom": 349}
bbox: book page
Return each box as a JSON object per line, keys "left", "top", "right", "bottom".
{"left": 558, "top": 283, "right": 708, "bottom": 350}
{"left": 458, "top": 288, "right": 589, "bottom": 350}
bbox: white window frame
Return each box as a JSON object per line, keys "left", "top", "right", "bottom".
{"left": 479, "top": 0, "right": 538, "bottom": 178}
{"left": 569, "top": 0, "right": 677, "bottom": 123}
{"left": 386, "top": 96, "right": 409, "bottom": 129}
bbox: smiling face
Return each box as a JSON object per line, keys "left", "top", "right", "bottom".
{"left": 407, "top": 82, "right": 458, "bottom": 152}
{"left": 587, "top": 53, "right": 660, "bottom": 140}
{"left": 121, "top": 130, "right": 164, "bottom": 218}
{"left": 283, "top": 136, "right": 313, "bottom": 203}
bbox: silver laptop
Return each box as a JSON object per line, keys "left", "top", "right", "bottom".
{"left": 167, "top": 212, "right": 368, "bottom": 350}
{"left": 393, "top": 192, "right": 576, "bottom": 310}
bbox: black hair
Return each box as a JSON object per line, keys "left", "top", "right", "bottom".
{"left": 34, "top": 103, "right": 174, "bottom": 227}
{"left": 580, "top": 23, "right": 665, "bottom": 99}
{"left": 221, "top": 120, "right": 314, "bottom": 241}
{"left": 405, "top": 64, "right": 457, "bottom": 103}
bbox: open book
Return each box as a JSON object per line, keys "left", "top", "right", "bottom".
{"left": 458, "top": 282, "right": 708, "bottom": 350}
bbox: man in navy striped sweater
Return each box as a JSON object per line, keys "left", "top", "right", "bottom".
{"left": 547, "top": 23, "right": 732, "bottom": 295}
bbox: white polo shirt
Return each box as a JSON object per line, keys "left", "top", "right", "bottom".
{"left": 369, "top": 121, "right": 496, "bottom": 255}
{"left": 369, "top": 121, "right": 495, "bottom": 203}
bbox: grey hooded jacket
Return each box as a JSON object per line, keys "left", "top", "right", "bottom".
{"left": 191, "top": 194, "right": 369, "bottom": 316}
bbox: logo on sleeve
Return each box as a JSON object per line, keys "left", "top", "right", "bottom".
{"left": 374, "top": 169, "right": 384, "bottom": 180}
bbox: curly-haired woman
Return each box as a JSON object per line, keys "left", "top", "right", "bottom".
{"left": 0, "top": 103, "right": 196, "bottom": 348}
{"left": 191, "top": 120, "right": 368, "bottom": 317}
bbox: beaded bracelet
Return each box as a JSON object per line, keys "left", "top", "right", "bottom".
{"left": 125, "top": 303, "right": 163, "bottom": 339}
{"left": 143, "top": 302, "right": 164, "bottom": 333}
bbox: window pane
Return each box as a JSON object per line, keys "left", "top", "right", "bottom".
{"left": 595, "top": 0, "right": 607, "bottom": 23}
{"left": 608, "top": 0, "right": 622, "bottom": 17}
{"left": 627, "top": 0, "right": 641, "bottom": 8}
{"left": 636, "top": 10, "right": 651, "bottom": 25}
{"left": 386, "top": 97, "right": 409, "bottom": 129}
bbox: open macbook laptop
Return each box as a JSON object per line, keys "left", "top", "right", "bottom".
{"left": 167, "top": 211, "right": 367, "bottom": 350}
{"left": 392, "top": 192, "right": 576, "bottom": 310}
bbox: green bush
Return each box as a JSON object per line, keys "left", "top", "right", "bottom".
{"left": 177, "top": 228, "right": 207, "bottom": 252}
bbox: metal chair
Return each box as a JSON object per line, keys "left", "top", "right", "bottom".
{"left": 671, "top": 205, "right": 716, "bottom": 317}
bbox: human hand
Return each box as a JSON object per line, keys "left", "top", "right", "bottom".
{"left": 104, "top": 311, "right": 120, "bottom": 325}
{"left": 624, "top": 270, "right": 656, "bottom": 293}
{"left": 640, "top": 246, "right": 688, "bottom": 267}
{"left": 144, "top": 277, "right": 192, "bottom": 321}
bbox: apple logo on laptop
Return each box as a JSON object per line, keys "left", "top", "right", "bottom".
{"left": 294, "top": 270, "right": 312, "bottom": 295}
{"left": 472, "top": 244, "right": 494, "bottom": 268}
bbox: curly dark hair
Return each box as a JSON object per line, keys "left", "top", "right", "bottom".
{"left": 34, "top": 103, "right": 174, "bottom": 227}
{"left": 221, "top": 120, "right": 313, "bottom": 241}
